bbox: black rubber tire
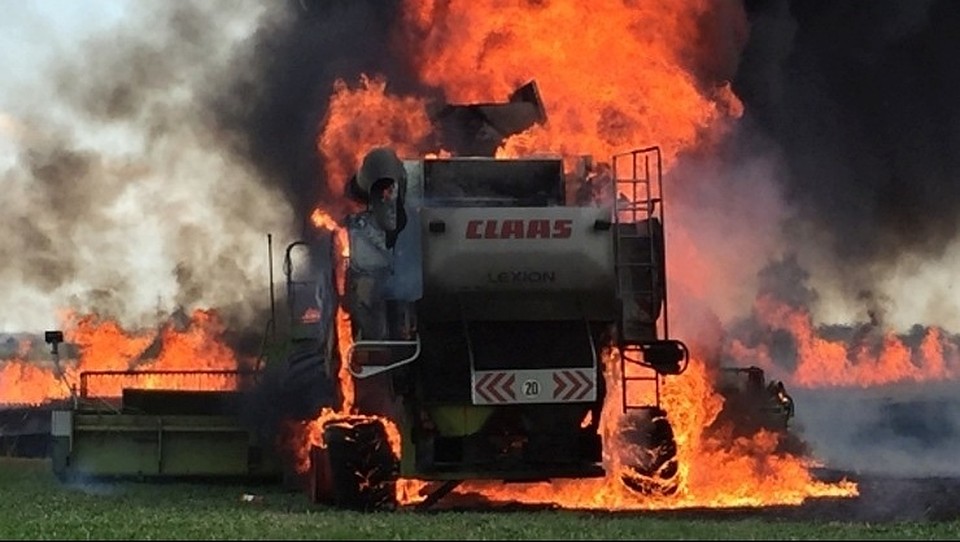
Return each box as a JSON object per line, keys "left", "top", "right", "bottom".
{"left": 322, "top": 418, "right": 399, "bottom": 511}
{"left": 616, "top": 407, "right": 680, "bottom": 496}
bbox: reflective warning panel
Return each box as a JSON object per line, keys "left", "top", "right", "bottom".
{"left": 471, "top": 368, "right": 596, "bottom": 405}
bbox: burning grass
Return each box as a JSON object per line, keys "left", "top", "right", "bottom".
{"left": 0, "top": 457, "right": 954, "bottom": 540}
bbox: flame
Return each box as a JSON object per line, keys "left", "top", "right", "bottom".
{"left": 306, "top": 208, "right": 356, "bottom": 411}
{"left": 437, "top": 350, "right": 856, "bottom": 510}
{"left": 0, "top": 360, "right": 72, "bottom": 406}
{"left": 735, "top": 294, "right": 958, "bottom": 389}
{"left": 313, "top": 209, "right": 354, "bottom": 413}
{"left": 288, "top": 210, "right": 351, "bottom": 466}
{"left": 317, "top": 75, "right": 432, "bottom": 218}
{"left": 311, "top": 208, "right": 350, "bottom": 259}
{"left": 285, "top": 407, "right": 340, "bottom": 474}
{"left": 399, "top": 0, "right": 743, "bottom": 165}
{"left": 310, "top": 208, "right": 339, "bottom": 232}
{"left": 658, "top": 354, "right": 857, "bottom": 507}
{"left": 0, "top": 308, "right": 243, "bottom": 405}
{"left": 308, "top": 208, "right": 356, "bottom": 417}
{"left": 303, "top": 200, "right": 430, "bottom": 504}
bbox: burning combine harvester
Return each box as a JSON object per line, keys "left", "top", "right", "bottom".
{"left": 25, "top": 81, "right": 801, "bottom": 508}
{"left": 274, "top": 81, "right": 800, "bottom": 509}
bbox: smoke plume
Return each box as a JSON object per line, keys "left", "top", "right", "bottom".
{"left": 661, "top": 0, "right": 960, "bottom": 477}
{"left": 792, "top": 382, "right": 960, "bottom": 478}
{"left": 0, "top": 1, "right": 433, "bottom": 341}
{"left": 733, "top": 0, "right": 960, "bottom": 329}
{"left": 209, "top": 0, "right": 435, "bottom": 230}
{"left": 1, "top": 1, "right": 288, "bottom": 336}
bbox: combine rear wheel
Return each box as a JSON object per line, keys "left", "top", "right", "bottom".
{"left": 616, "top": 407, "right": 680, "bottom": 496}
{"left": 321, "top": 418, "right": 399, "bottom": 511}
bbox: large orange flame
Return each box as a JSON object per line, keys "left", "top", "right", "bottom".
{"left": 442, "top": 351, "right": 856, "bottom": 509}
{"left": 294, "top": 211, "right": 433, "bottom": 503}
{"left": 0, "top": 308, "right": 243, "bottom": 405}
{"left": 399, "top": 0, "right": 744, "bottom": 165}
{"left": 282, "top": 210, "right": 363, "bottom": 484}
{"left": 317, "top": 75, "right": 432, "bottom": 219}
{"left": 0, "top": 360, "right": 72, "bottom": 406}
{"left": 309, "top": 209, "right": 354, "bottom": 410}
{"left": 731, "top": 294, "right": 959, "bottom": 389}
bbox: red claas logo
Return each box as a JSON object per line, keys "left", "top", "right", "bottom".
{"left": 465, "top": 219, "right": 573, "bottom": 239}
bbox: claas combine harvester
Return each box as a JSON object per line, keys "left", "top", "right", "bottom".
{"left": 46, "top": 81, "right": 796, "bottom": 508}
{"left": 285, "top": 80, "right": 702, "bottom": 509}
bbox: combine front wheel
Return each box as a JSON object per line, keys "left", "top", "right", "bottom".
{"left": 616, "top": 407, "right": 680, "bottom": 497}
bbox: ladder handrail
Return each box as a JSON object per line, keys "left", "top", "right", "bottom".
{"left": 612, "top": 146, "right": 666, "bottom": 343}
{"left": 611, "top": 147, "right": 669, "bottom": 412}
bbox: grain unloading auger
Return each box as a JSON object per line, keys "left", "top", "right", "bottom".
{"left": 276, "top": 81, "right": 693, "bottom": 510}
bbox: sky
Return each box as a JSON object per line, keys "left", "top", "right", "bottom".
{"left": 0, "top": 1, "right": 130, "bottom": 94}
{"left": 0, "top": 1, "right": 131, "bottom": 166}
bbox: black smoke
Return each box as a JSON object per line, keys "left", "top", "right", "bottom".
{"left": 209, "top": 0, "right": 435, "bottom": 235}
{"left": 734, "top": 0, "right": 960, "bottom": 272}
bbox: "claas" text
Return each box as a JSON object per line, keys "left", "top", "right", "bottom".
{"left": 465, "top": 219, "right": 573, "bottom": 239}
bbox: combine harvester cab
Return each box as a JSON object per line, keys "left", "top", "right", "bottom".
{"left": 302, "top": 81, "right": 691, "bottom": 510}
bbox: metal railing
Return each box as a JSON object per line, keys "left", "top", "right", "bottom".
{"left": 78, "top": 369, "right": 262, "bottom": 399}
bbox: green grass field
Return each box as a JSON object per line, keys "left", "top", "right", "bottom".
{"left": 0, "top": 457, "right": 957, "bottom": 540}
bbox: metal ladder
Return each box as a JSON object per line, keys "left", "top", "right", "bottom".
{"left": 611, "top": 147, "right": 669, "bottom": 412}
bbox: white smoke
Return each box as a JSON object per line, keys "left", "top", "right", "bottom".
{"left": 0, "top": 1, "right": 297, "bottom": 333}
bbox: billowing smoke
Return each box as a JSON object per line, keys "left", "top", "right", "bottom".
{"left": 0, "top": 1, "right": 432, "bottom": 341}
{"left": 1, "top": 1, "right": 293, "bottom": 337}
{"left": 209, "top": 0, "right": 436, "bottom": 229}
{"left": 671, "top": 0, "right": 960, "bottom": 332}
{"left": 660, "top": 0, "right": 960, "bottom": 477}
{"left": 791, "top": 382, "right": 960, "bottom": 478}
{"left": 733, "top": 0, "right": 960, "bottom": 329}
{"left": 666, "top": 126, "right": 790, "bottom": 359}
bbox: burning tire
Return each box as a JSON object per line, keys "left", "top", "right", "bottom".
{"left": 616, "top": 407, "right": 680, "bottom": 497}
{"left": 321, "top": 418, "right": 398, "bottom": 511}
